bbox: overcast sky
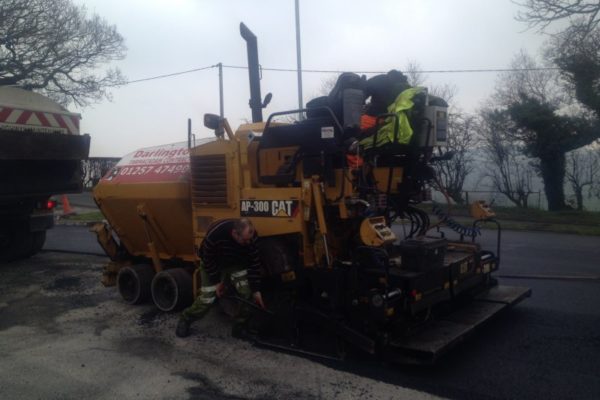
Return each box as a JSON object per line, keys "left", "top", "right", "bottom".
{"left": 75, "top": 0, "right": 548, "bottom": 157}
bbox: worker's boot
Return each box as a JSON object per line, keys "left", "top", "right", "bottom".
{"left": 175, "top": 318, "right": 191, "bottom": 338}
{"left": 232, "top": 315, "right": 255, "bottom": 339}
{"left": 231, "top": 320, "right": 247, "bottom": 339}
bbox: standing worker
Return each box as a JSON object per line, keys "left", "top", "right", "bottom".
{"left": 176, "top": 218, "right": 265, "bottom": 338}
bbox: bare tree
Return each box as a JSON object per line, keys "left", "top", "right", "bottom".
{"left": 492, "top": 50, "right": 564, "bottom": 107}
{"left": 403, "top": 60, "right": 426, "bottom": 87}
{"left": 81, "top": 157, "right": 120, "bottom": 188}
{"left": 479, "top": 110, "right": 536, "bottom": 208}
{"left": 430, "top": 84, "right": 458, "bottom": 106}
{"left": 549, "top": 26, "right": 600, "bottom": 116}
{"left": 0, "top": 0, "right": 126, "bottom": 106}
{"left": 404, "top": 60, "right": 457, "bottom": 104}
{"left": 515, "top": 0, "right": 600, "bottom": 33}
{"left": 515, "top": 0, "right": 600, "bottom": 117}
{"left": 565, "top": 147, "right": 599, "bottom": 210}
{"left": 485, "top": 50, "right": 600, "bottom": 210}
{"left": 433, "top": 112, "right": 477, "bottom": 204}
{"left": 317, "top": 74, "right": 339, "bottom": 96}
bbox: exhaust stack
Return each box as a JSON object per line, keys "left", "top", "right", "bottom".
{"left": 240, "top": 23, "right": 264, "bottom": 123}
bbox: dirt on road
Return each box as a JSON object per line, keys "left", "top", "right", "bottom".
{"left": 0, "top": 252, "right": 440, "bottom": 400}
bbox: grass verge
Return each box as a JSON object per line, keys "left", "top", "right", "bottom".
{"left": 420, "top": 204, "right": 600, "bottom": 236}
{"left": 60, "top": 211, "right": 105, "bottom": 222}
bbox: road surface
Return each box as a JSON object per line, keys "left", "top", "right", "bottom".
{"left": 0, "top": 226, "right": 598, "bottom": 399}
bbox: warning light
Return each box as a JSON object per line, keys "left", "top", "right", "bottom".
{"left": 46, "top": 200, "right": 57, "bottom": 210}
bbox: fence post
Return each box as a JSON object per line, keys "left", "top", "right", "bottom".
{"left": 465, "top": 191, "right": 469, "bottom": 206}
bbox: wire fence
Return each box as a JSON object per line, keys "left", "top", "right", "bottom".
{"left": 433, "top": 189, "right": 600, "bottom": 211}
{"left": 462, "top": 190, "right": 543, "bottom": 209}
{"left": 432, "top": 190, "right": 545, "bottom": 209}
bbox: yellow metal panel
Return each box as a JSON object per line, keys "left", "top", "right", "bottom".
{"left": 234, "top": 122, "right": 268, "bottom": 137}
{"left": 470, "top": 200, "right": 496, "bottom": 219}
{"left": 372, "top": 167, "right": 404, "bottom": 193}
{"left": 239, "top": 187, "right": 303, "bottom": 237}
{"left": 246, "top": 141, "right": 260, "bottom": 186}
{"left": 93, "top": 181, "right": 196, "bottom": 262}
{"left": 258, "top": 146, "right": 299, "bottom": 176}
{"left": 359, "top": 217, "right": 396, "bottom": 247}
{"left": 301, "top": 179, "right": 312, "bottom": 221}
{"left": 311, "top": 181, "right": 328, "bottom": 235}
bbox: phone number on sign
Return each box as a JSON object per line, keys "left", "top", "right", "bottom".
{"left": 117, "top": 164, "right": 190, "bottom": 176}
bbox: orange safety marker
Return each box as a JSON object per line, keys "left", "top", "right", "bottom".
{"left": 61, "top": 195, "right": 75, "bottom": 216}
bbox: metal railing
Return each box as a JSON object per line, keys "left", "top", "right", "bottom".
{"left": 462, "top": 190, "right": 543, "bottom": 209}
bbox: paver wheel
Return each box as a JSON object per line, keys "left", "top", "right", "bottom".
{"left": 117, "top": 264, "right": 155, "bottom": 304}
{"left": 151, "top": 268, "right": 193, "bottom": 312}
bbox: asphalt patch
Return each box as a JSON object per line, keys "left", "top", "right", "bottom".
{"left": 178, "top": 372, "right": 250, "bottom": 400}
{"left": 0, "top": 291, "right": 101, "bottom": 333}
{"left": 138, "top": 308, "right": 162, "bottom": 326}
{"left": 45, "top": 276, "right": 81, "bottom": 291}
{"left": 175, "top": 371, "right": 320, "bottom": 400}
{"left": 117, "top": 336, "right": 173, "bottom": 360}
{"left": 94, "top": 320, "right": 111, "bottom": 336}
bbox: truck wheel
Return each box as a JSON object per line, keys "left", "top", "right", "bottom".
{"left": 151, "top": 268, "right": 193, "bottom": 312}
{"left": 29, "top": 231, "right": 47, "bottom": 256}
{"left": 0, "top": 222, "right": 31, "bottom": 263}
{"left": 117, "top": 264, "right": 155, "bottom": 304}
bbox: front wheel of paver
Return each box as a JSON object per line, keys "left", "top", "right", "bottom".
{"left": 151, "top": 268, "right": 193, "bottom": 312}
{"left": 117, "top": 264, "right": 155, "bottom": 304}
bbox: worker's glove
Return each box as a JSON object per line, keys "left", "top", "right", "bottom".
{"left": 253, "top": 291, "right": 266, "bottom": 309}
{"left": 215, "top": 281, "right": 226, "bottom": 298}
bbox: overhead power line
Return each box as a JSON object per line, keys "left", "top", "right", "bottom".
{"left": 223, "top": 64, "right": 561, "bottom": 74}
{"left": 121, "top": 64, "right": 561, "bottom": 86}
{"left": 123, "top": 64, "right": 218, "bottom": 84}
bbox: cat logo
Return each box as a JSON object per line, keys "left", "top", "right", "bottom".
{"left": 240, "top": 199, "right": 299, "bottom": 218}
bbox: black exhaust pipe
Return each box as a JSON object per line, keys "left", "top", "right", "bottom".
{"left": 240, "top": 22, "right": 263, "bottom": 123}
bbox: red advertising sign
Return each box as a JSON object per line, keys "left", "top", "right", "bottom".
{"left": 102, "top": 141, "right": 209, "bottom": 184}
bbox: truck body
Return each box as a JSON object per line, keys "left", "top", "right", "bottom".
{"left": 0, "top": 86, "right": 90, "bottom": 261}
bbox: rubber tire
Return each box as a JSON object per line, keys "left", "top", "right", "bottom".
{"left": 29, "top": 231, "right": 46, "bottom": 256}
{"left": 0, "top": 222, "right": 31, "bottom": 263}
{"left": 151, "top": 268, "right": 193, "bottom": 312}
{"left": 117, "top": 264, "right": 155, "bottom": 304}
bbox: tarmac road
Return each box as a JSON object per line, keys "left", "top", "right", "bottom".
{"left": 0, "top": 226, "right": 599, "bottom": 399}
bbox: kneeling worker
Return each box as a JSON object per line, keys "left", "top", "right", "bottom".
{"left": 176, "top": 218, "right": 265, "bottom": 337}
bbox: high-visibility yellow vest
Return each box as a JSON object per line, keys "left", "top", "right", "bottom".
{"left": 360, "top": 87, "right": 423, "bottom": 149}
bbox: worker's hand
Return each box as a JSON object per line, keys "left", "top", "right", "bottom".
{"left": 215, "top": 281, "right": 226, "bottom": 298}
{"left": 253, "top": 291, "right": 266, "bottom": 309}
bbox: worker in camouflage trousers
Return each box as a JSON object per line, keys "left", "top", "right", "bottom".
{"left": 176, "top": 218, "right": 265, "bottom": 338}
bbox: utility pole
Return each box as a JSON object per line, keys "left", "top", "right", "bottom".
{"left": 295, "top": 0, "right": 304, "bottom": 120}
{"left": 218, "top": 62, "right": 224, "bottom": 118}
